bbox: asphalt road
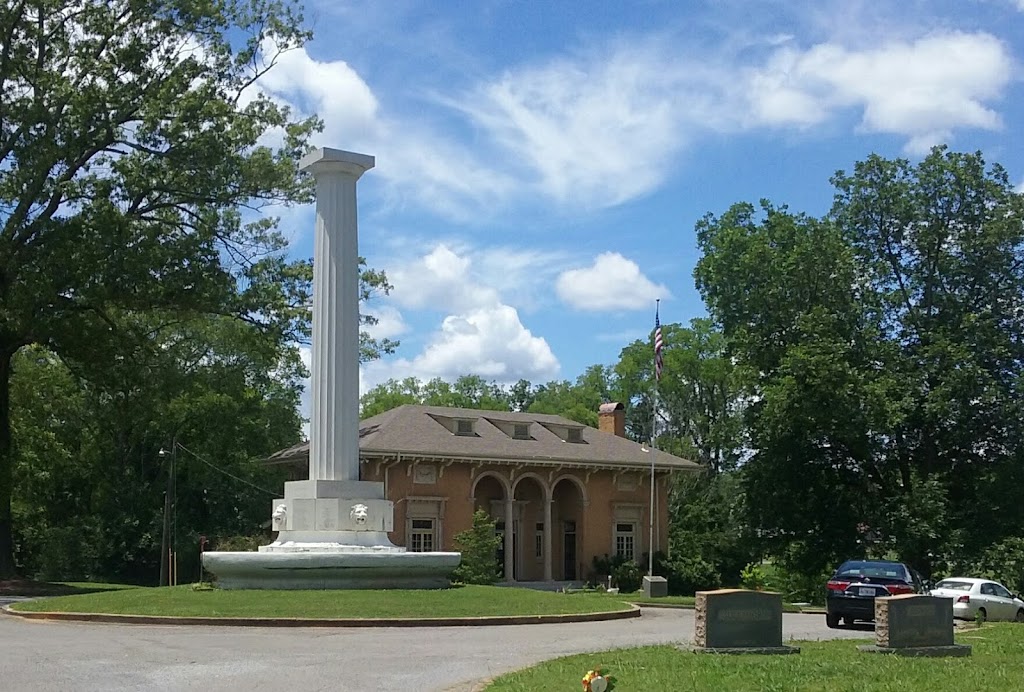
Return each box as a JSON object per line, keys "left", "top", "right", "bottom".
{"left": 0, "top": 607, "right": 871, "bottom": 692}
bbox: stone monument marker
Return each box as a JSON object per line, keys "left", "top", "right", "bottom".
{"left": 693, "top": 589, "right": 799, "bottom": 654}
{"left": 202, "top": 149, "right": 460, "bottom": 589}
{"left": 642, "top": 575, "right": 668, "bottom": 598}
{"left": 858, "top": 595, "right": 971, "bottom": 657}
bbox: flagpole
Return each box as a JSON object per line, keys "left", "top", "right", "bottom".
{"left": 649, "top": 299, "right": 661, "bottom": 578}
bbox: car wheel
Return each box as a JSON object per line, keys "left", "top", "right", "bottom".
{"left": 1015, "top": 609, "right": 1024, "bottom": 623}
{"left": 977, "top": 608, "right": 987, "bottom": 622}
{"left": 826, "top": 612, "right": 841, "bottom": 629}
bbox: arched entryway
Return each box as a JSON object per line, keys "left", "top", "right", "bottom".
{"left": 512, "top": 475, "right": 548, "bottom": 581}
{"left": 551, "top": 475, "right": 587, "bottom": 581}
{"left": 471, "top": 473, "right": 510, "bottom": 579}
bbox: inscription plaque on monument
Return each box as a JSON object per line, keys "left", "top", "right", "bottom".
{"left": 693, "top": 589, "right": 798, "bottom": 654}
{"left": 858, "top": 595, "right": 971, "bottom": 657}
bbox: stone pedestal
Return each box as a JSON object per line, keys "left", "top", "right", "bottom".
{"left": 643, "top": 575, "right": 668, "bottom": 598}
{"left": 692, "top": 589, "right": 799, "bottom": 654}
{"left": 202, "top": 148, "right": 460, "bottom": 589}
{"left": 858, "top": 595, "right": 971, "bottom": 657}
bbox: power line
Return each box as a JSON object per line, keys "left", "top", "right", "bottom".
{"left": 174, "top": 442, "right": 278, "bottom": 497}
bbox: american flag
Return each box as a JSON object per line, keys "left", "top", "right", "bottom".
{"left": 654, "top": 303, "right": 663, "bottom": 381}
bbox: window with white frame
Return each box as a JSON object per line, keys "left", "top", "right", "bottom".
{"left": 409, "top": 518, "right": 435, "bottom": 552}
{"left": 406, "top": 498, "right": 444, "bottom": 553}
{"left": 614, "top": 522, "right": 636, "bottom": 561}
{"left": 612, "top": 504, "right": 643, "bottom": 562}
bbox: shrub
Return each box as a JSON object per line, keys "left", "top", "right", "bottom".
{"left": 451, "top": 509, "right": 502, "bottom": 585}
{"left": 740, "top": 562, "right": 768, "bottom": 591}
{"left": 665, "top": 556, "right": 720, "bottom": 595}
{"left": 212, "top": 534, "right": 265, "bottom": 552}
{"left": 612, "top": 561, "right": 642, "bottom": 593}
{"left": 589, "top": 553, "right": 628, "bottom": 587}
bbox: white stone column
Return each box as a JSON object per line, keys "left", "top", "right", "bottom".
{"left": 299, "top": 148, "right": 375, "bottom": 483}
{"left": 504, "top": 499, "right": 515, "bottom": 582}
{"left": 543, "top": 498, "right": 553, "bottom": 581}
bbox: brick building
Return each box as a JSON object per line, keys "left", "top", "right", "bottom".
{"left": 265, "top": 402, "right": 698, "bottom": 583}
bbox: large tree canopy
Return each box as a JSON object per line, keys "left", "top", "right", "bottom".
{"left": 0, "top": 0, "right": 320, "bottom": 577}
{"left": 695, "top": 147, "right": 1024, "bottom": 575}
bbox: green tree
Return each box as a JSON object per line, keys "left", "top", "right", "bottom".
{"left": 0, "top": 0, "right": 320, "bottom": 577}
{"left": 451, "top": 509, "right": 502, "bottom": 585}
{"left": 694, "top": 148, "right": 1024, "bottom": 576}
{"left": 11, "top": 310, "right": 304, "bottom": 582}
{"left": 528, "top": 365, "right": 615, "bottom": 427}
{"left": 616, "top": 319, "right": 744, "bottom": 472}
{"left": 360, "top": 375, "right": 511, "bottom": 417}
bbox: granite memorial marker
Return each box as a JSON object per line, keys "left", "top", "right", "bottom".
{"left": 859, "top": 595, "right": 971, "bottom": 657}
{"left": 693, "top": 589, "right": 799, "bottom": 654}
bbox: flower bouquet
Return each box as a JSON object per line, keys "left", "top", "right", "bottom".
{"left": 581, "top": 666, "right": 616, "bottom": 692}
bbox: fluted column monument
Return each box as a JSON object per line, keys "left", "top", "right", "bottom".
{"left": 201, "top": 148, "right": 460, "bottom": 589}
{"left": 306, "top": 149, "right": 373, "bottom": 482}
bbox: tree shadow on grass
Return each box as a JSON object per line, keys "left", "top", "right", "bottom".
{"left": 0, "top": 579, "right": 141, "bottom": 597}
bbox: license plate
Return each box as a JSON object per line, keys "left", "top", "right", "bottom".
{"left": 858, "top": 587, "right": 876, "bottom": 597}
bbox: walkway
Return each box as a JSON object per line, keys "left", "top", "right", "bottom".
{"left": 1, "top": 606, "right": 869, "bottom": 691}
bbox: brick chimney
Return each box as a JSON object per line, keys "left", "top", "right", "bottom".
{"left": 598, "top": 402, "right": 626, "bottom": 437}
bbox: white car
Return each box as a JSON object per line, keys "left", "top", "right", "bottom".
{"left": 929, "top": 577, "right": 1024, "bottom": 622}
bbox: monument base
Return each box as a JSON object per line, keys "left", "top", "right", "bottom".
{"left": 202, "top": 478, "right": 461, "bottom": 589}
{"left": 687, "top": 645, "right": 801, "bottom": 655}
{"left": 857, "top": 644, "right": 972, "bottom": 657}
{"left": 202, "top": 549, "right": 461, "bottom": 590}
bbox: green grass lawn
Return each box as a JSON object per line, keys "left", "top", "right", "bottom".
{"left": 10, "top": 584, "right": 634, "bottom": 619}
{"left": 586, "top": 592, "right": 803, "bottom": 612}
{"left": 486, "top": 624, "right": 1024, "bottom": 691}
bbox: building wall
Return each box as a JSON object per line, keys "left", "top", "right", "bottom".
{"left": 361, "top": 457, "right": 671, "bottom": 581}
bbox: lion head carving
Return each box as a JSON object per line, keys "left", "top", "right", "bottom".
{"left": 271, "top": 503, "right": 287, "bottom": 528}
{"left": 349, "top": 503, "right": 369, "bottom": 525}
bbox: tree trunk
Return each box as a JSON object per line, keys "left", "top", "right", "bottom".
{"left": 0, "top": 349, "right": 15, "bottom": 578}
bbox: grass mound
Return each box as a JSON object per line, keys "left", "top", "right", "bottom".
{"left": 9, "top": 584, "right": 633, "bottom": 619}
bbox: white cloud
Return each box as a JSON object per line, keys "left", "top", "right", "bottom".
{"left": 1016, "top": 178, "right": 1024, "bottom": 194}
{"left": 358, "top": 242, "right": 563, "bottom": 391}
{"left": 412, "top": 305, "right": 558, "bottom": 380}
{"left": 254, "top": 42, "right": 515, "bottom": 221}
{"left": 257, "top": 39, "right": 381, "bottom": 143}
{"left": 361, "top": 304, "right": 559, "bottom": 391}
{"left": 556, "top": 252, "right": 669, "bottom": 311}
{"left": 454, "top": 45, "right": 689, "bottom": 208}
{"left": 740, "top": 32, "right": 1012, "bottom": 154}
{"left": 387, "top": 244, "right": 501, "bottom": 312}
{"left": 256, "top": 25, "right": 1014, "bottom": 219}
{"left": 363, "top": 305, "right": 408, "bottom": 340}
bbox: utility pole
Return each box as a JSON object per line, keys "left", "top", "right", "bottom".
{"left": 158, "top": 445, "right": 173, "bottom": 587}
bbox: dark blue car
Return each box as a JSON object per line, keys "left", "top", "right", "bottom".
{"left": 825, "top": 559, "right": 926, "bottom": 628}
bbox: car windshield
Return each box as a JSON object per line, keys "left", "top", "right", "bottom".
{"left": 836, "top": 562, "right": 906, "bottom": 580}
{"left": 934, "top": 580, "right": 973, "bottom": 591}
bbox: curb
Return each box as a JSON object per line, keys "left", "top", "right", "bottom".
{"left": 630, "top": 602, "right": 806, "bottom": 614}
{"left": 2, "top": 603, "right": 640, "bottom": 628}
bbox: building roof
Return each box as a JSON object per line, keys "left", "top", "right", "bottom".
{"left": 265, "top": 404, "right": 700, "bottom": 472}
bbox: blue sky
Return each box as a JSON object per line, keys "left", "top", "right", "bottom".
{"left": 252, "top": 0, "right": 1024, "bottom": 398}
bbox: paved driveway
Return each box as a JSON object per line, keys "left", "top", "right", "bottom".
{"left": 0, "top": 607, "right": 869, "bottom": 691}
